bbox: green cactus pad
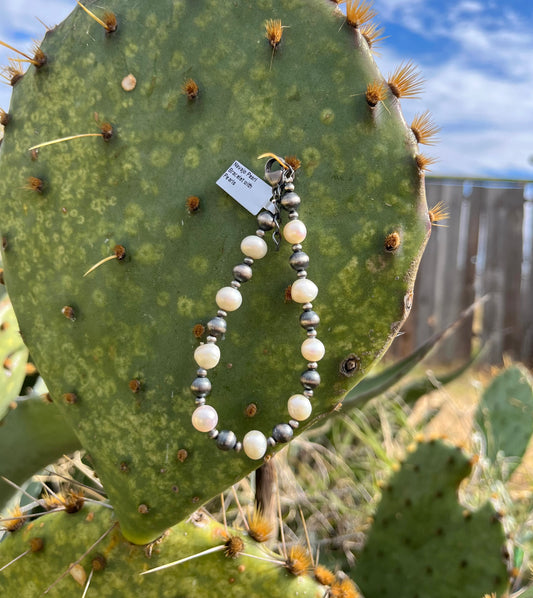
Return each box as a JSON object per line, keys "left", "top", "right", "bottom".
{"left": 355, "top": 440, "right": 508, "bottom": 598}
{"left": 475, "top": 364, "right": 533, "bottom": 474}
{"left": 0, "top": 503, "right": 326, "bottom": 597}
{"left": 0, "top": 0, "right": 429, "bottom": 542}
{"left": 0, "top": 396, "right": 81, "bottom": 509}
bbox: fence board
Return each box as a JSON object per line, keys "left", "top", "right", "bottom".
{"left": 502, "top": 190, "right": 525, "bottom": 356}
{"left": 456, "top": 187, "right": 482, "bottom": 359}
{"left": 433, "top": 186, "right": 467, "bottom": 361}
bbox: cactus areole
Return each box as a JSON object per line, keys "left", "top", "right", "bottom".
{"left": 0, "top": 0, "right": 431, "bottom": 544}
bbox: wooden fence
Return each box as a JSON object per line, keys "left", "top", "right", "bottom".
{"left": 388, "top": 178, "right": 533, "bottom": 366}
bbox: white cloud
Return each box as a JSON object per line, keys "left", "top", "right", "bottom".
{"left": 429, "top": 64, "right": 533, "bottom": 175}
{"left": 373, "top": 0, "right": 533, "bottom": 178}
{"left": 448, "top": 0, "right": 485, "bottom": 19}
{"left": 0, "top": 0, "right": 72, "bottom": 39}
{"left": 373, "top": 0, "right": 429, "bottom": 36}
{"left": 372, "top": 46, "right": 533, "bottom": 176}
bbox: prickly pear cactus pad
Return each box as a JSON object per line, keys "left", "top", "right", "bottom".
{"left": 0, "top": 0, "right": 430, "bottom": 542}
{"left": 475, "top": 364, "right": 533, "bottom": 474}
{"left": 0, "top": 504, "right": 327, "bottom": 597}
{"left": 355, "top": 440, "right": 509, "bottom": 598}
{"left": 0, "top": 396, "right": 81, "bottom": 509}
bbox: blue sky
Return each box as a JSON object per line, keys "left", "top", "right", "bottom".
{"left": 1, "top": 0, "right": 532, "bottom": 180}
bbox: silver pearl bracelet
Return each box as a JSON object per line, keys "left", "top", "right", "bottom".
{"left": 190, "top": 154, "right": 324, "bottom": 460}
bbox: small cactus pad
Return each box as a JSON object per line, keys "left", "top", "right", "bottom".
{"left": 0, "top": 397, "right": 80, "bottom": 509}
{"left": 355, "top": 440, "right": 508, "bottom": 598}
{"left": 0, "top": 0, "right": 430, "bottom": 542}
{"left": 475, "top": 364, "right": 533, "bottom": 474}
{"left": 0, "top": 504, "right": 327, "bottom": 597}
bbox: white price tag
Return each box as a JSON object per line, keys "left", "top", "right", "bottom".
{"left": 216, "top": 161, "right": 273, "bottom": 215}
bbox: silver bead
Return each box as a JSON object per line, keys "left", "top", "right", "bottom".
{"left": 190, "top": 376, "right": 212, "bottom": 396}
{"left": 243, "top": 257, "right": 254, "bottom": 266}
{"left": 208, "top": 429, "right": 219, "bottom": 439}
{"left": 306, "top": 328, "right": 317, "bottom": 337}
{"left": 297, "top": 270, "right": 308, "bottom": 279}
{"left": 289, "top": 251, "right": 309, "bottom": 271}
{"left": 197, "top": 368, "right": 207, "bottom": 377}
{"left": 272, "top": 423, "right": 294, "bottom": 443}
{"left": 257, "top": 210, "right": 276, "bottom": 231}
{"left": 284, "top": 182, "right": 295, "bottom": 192}
{"left": 216, "top": 430, "right": 237, "bottom": 451}
{"left": 303, "top": 389, "right": 314, "bottom": 398}
{"left": 307, "top": 362, "right": 318, "bottom": 370}
{"left": 280, "top": 191, "right": 301, "bottom": 210}
{"left": 233, "top": 263, "right": 253, "bottom": 282}
{"left": 206, "top": 335, "right": 217, "bottom": 343}
{"left": 300, "top": 369, "right": 321, "bottom": 388}
{"left": 302, "top": 302, "right": 313, "bottom": 310}
{"left": 207, "top": 316, "right": 227, "bottom": 336}
{"left": 230, "top": 280, "right": 241, "bottom": 289}
{"left": 255, "top": 229, "right": 265, "bottom": 238}
{"left": 267, "top": 436, "right": 277, "bottom": 447}
{"left": 292, "top": 244, "right": 302, "bottom": 252}
{"left": 234, "top": 442, "right": 242, "bottom": 452}
{"left": 217, "top": 309, "right": 227, "bottom": 318}
{"left": 289, "top": 420, "right": 300, "bottom": 429}
{"left": 195, "top": 397, "right": 206, "bottom": 406}
{"left": 288, "top": 211, "right": 299, "bottom": 220}
{"left": 300, "top": 310, "right": 320, "bottom": 329}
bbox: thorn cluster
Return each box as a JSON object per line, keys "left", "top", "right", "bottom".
{"left": 415, "top": 153, "right": 437, "bottom": 172}
{"left": 247, "top": 509, "right": 273, "bottom": 543}
{"left": 428, "top": 201, "right": 449, "bottom": 226}
{"left": 264, "top": 19, "right": 283, "bottom": 48}
{"left": 286, "top": 545, "right": 312, "bottom": 576}
{"left": 345, "top": 0, "right": 377, "bottom": 28}
{"left": 365, "top": 80, "right": 386, "bottom": 107}
{"left": 411, "top": 111, "right": 440, "bottom": 145}
{"left": 0, "top": 506, "right": 26, "bottom": 532}
{"left": 0, "top": 108, "right": 9, "bottom": 126}
{"left": 388, "top": 61, "right": 424, "bottom": 99}
{"left": 76, "top": 2, "right": 117, "bottom": 33}
{"left": 182, "top": 78, "right": 199, "bottom": 100}
{"left": 360, "top": 22, "right": 387, "bottom": 50}
{"left": 1, "top": 61, "right": 24, "bottom": 86}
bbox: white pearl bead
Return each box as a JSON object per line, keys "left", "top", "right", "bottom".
{"left": 287, "top": 394, "right": 312, "bottom": 421}
{"left": 191, "top": 405, "right": 218, "bottom": 432}
{"left": 194, "top": 343, "right": 220, "bottom": 369}
{"left": 291, "top": 278, "right": 318, "bottom": 303}
{"left": 301, "top": 338, "right": 325, "bottom": 361}
{"left": 242, "top": 430, "right": 268, "bottom": 460}
{"left": 216, "top": 286, "right": 242, "bottom": 311}
{"left": 240, "top": 235, "right": 268, "bottom": 259}
{"left": 283, "top": 220, "right": 307, "bottom": 244}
